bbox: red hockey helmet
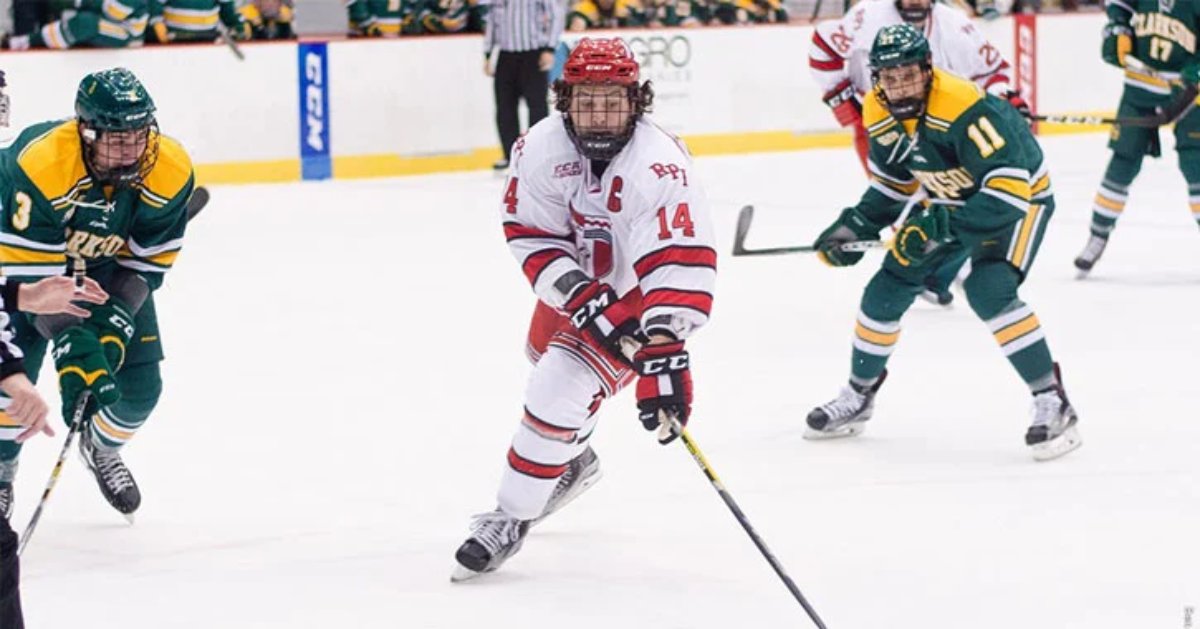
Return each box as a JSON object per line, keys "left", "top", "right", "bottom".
{"left": 562, "top": 37, "right": 640, "bottom": 87}
{"left": 554, "top": 38, "right": 653, "bottom": 161}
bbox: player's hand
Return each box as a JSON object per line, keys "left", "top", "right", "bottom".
{"left": 1003, "top": 90, "right": 1033, "bottom": 122}
{"left": 17, "top": 276, "right": 108, "bottom": 317}
{"left": 814, "top": 207, "right": 879, "bottom": 267}
{"left": 633, "top": 339, "right": 691, "bottom": 445}
{"left": 483, "top": 57, "right": 494, "bottom": 77}
{"left": 82, "top": 297, "right": 135, "bottom": 372}
{"left": 822, "top": 79, "right": 863, "bottom": 128}
{"left": 892, "top": 205, "right": 952, "bottom": 268}
{"left": 1182, "top": 63, "right": 1200, "bottom": 87}
{"left": 563, "top": 281, "right": 641, "bottom": 363}
{"left": 52, "top": 327, "right": 120, "bottom": 424}
{"left": 1101, "top": 22, "right": 1133, "bottom": 68}
{"left": 538, "top": 50, "right": 554, "bottom": 72}
{"left": 0, "top": 373, "right": 53, "bottom": 443}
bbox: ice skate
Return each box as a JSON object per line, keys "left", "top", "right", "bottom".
{"left": 805, "top": 372, "right": 887, "bottom": 439}
{"left": 1073, "top": 234, "right": 1108, "bottom": 278}
{"left": 532, "top": 446, "right": 601, "bottom": 526}
{"left": 0, "top": 483, "right": 11, "bottom": 521}
{"left": 451, "top": 509, "right": 530, "bottom": 582}
{"left": 1025, "top": 368, "right": 1082, "bottom": 461}
{"left": 80, "top": 437, "right": 141, "bottom": 522}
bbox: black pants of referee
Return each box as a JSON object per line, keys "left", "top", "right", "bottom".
{"left": 0, "top": 516, "right": 23, "bottom": 628}
{"left": 494, "top": 50, "right": 550, "bottom": 162}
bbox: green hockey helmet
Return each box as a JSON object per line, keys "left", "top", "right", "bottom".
{"left": 869, "top": 24, "right": 933, "bottom": 120}
{"left": 75, "top": 67, "right": 160, "bottom": 187}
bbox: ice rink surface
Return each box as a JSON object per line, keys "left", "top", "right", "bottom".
{"left": 12, "top": 131, "right": 1200, "bottom": 628}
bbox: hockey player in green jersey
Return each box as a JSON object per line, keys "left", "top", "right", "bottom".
{"left": 806, "top": 24, "right": 1081, "bottom": 461}
{"left": 147, "top": 0, "right": 248, "bottom": 43}
{"left": 1075, "top": 0, "right": 1200, "bottom": 275}
{"left": 4, "top": 0, "right": 148, "bottom": 50}
{"left": 0, "top": 67, "right": 194, "bottom": 519}
{"left": 347, "top": 0, "right": 417, "bottom": 36}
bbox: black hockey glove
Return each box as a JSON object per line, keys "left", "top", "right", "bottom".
{"left": 814, "top": 207, "right": 880, "bottom": 267}
{"left": 563, "top": 281, "right": 641, "bottom": 364}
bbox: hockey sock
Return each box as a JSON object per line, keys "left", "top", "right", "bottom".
{"left": 1090, "top": 152, "right": 1142, "bottom": 238}
{"left": 851, "top": 309, "right": 901, "bottom": 386}
{"left": 1176, "top": 150, "right": 1200, "bottom": 229}
{"left": 89, "top": 362, "right": 160, "bottom": 450}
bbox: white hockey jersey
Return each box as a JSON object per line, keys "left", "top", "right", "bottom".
{"left": 500, "top": 115, "right": 716, "bottom": 341}
{"left": 810, "top": 0, "right": 1010, "bottom": 97}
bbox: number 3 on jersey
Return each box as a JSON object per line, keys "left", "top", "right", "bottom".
{"left": 656, "top": 203, "right": 695, "bottom": 240}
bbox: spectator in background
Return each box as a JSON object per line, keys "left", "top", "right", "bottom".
{"left": 566, "top": 0, "right": 646, "bottom": 30}
{"left": 240, "top": 0, "right": 296, "bottom": 39}
{"left": 644, "top": 0, "right": 708, "bottom": 27}
{"left": 146, "top": 0, "right": 249, "bottom": 43}
{"left": 4, "top": 0, "right": 148, "bottom": 49}
{"left": 418, "top": 0, "right": 488, "bottom": 33}
{"left": 347, "top": 0, "right": 416, "bottom": 37}
{"left": 484, "top": 0, "right": 565, "bottom": 171}
{"left": 713, "top": 0, "right": 786, "bottom": 24}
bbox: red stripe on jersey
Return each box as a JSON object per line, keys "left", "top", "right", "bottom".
{"left": 811, "top": 31, "right": 841, "bottom": 61}
{"left": 522, "top": 249, "right": 572, "bottom": 285}
{"left": 810, "top": 57, "right": 844, "bottom": 71}
{"left": 503, "top": 222, "right": 573, "bottom": 242}
{"left": 982, "top": 73, "right": 1010, "bottom": 89}
{"left": 633, "top": 246, "right": 717, "bottom": 279}
{"left": 507, "top": 447, "right": 568, "bottom": 479}
{"left": 521, "top": 409, "right": 578, "bottom": 444}
{"left": 643, "top": 288, "right": 714, "bottom": 316}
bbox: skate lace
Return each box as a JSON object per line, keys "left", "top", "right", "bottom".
{"left": 1031, "top": 391, "right": 1064, "bottom": 428}
{"left": 94, "top": 449, "right": 135, "bottom": 494}
{"left": 1081, "top": 236, "right": 1107, "bottom": 260}
{"left": 468, "top": 511, "right": 523, "bottom": 556}
{"left": 821, "top": 386, "right": 867, "bottom": 420}
{"left": 0, "top": 486, "right": 11, "bottom": 517}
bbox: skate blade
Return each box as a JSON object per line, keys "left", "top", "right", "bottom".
{"left": 1030, "top": 426, "right": 1082, "bottom": 461}
{"left": 1074, "top": 267, "right": 1092, "bottom": 280}
{"left": 803, "top": 424, "right": 865, "bottom": 440}
{"left": 123, "top": 512, "right": 135, "bottom": 525}
{"left": 450, "top": 564, "right": 486, "bottom": 583}
{"left": 532, "top": 470, "right": 603, "bottom": 526}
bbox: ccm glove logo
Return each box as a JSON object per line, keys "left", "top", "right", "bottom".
{"left": 569, "top": 291, "right": 612, "bottom": 328}
{"left": 108, "top": 313, "right": 134, "bottom": 338}
{"left": 639, "top": 353, "right": 690, "bottom": 375}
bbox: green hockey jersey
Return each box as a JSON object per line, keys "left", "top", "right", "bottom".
{"left": 32, "top": 0, "right": 148, "bottom": 48}
{"left": 0, "top": 120, "right": 193, "bottom": 289}
{"left": 148, "top": 0, "right": 244, "bottom": 42}
{"left": 1107, "top": 0, "right": 1200, "bottom": 102}
{"left": 857, "top": 69, "right": 1052, "bottom": 256}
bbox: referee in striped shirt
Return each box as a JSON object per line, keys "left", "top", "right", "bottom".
{"left": 483, "top": 0, "right": 566, "bottom": 170}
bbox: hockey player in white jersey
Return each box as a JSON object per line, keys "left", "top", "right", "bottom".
{"left": 452, "top": 38, "right": 717, "bottom": 582}
{"left": 811, "top": 0, "right": 1025, "bottom": 172}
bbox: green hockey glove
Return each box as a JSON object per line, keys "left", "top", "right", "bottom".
{"left": 1182, "top": 63, "right": 1200, "bottom": 88}
{"left": 1101, "top": 22, "right": 1133, "bottom": 68}
{"left": 83, "top": 298, "right": 135, "bottom": 372}
{"left": 892, "top": 206, "right": 951, "bottom": 268}
{"left": 814, "top": 207, "right": 880, "bottom": 267}
{"left": 52, "top": 327, "right": 120, "bottom": 423}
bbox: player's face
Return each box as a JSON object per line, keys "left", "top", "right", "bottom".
{"left": 90, "top": 127, "right": 150, "bottom": 171}
{"left": 900, "top": 0, "right": 931, "bottom": 19}
{"left": 877, "top": 64, "right": 927, "bottom": 104}
{"left": 570, "top": 85, "right": 632, "bottom": 137}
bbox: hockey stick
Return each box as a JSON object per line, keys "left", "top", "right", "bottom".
{"left": 1033, "top": 84, "right": 1199, "bottom": 128}
{"left": 733, "top": 205, "right": 884, "bottom": 257}
{"left": 186, "top": 186, "right": 210, "bottom": 221}
{"left": 669, "top": 418, "right": 829, "bottom": 629}
{"left": 17, "top": 391, "right": 92, "bottom": 557}
{"left": 216, "top": 24, "right": 245, "bottom": 61}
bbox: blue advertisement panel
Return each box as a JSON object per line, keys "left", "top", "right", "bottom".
{"left": 298, "top": 42, "right": 331, "bottom": 180}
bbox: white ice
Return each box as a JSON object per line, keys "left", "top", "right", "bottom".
{"left": 12, "top": 131, "right": 1200, "bottom": 628}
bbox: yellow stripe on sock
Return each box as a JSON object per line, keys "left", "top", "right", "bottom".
{"left": 994, "top": 314, "right": 1040, "bottom": 346}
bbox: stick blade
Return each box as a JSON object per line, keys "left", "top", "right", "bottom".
{"left": 732, "top": 205, "right": 755, "bottom": 256}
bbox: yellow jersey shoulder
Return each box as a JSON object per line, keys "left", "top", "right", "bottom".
{"left": 925, "top": 69, "right": 984, "bottom": 128}
{"left": 16, "top": 120, "right": 89, "bottom": 202}
{"left": 141, "top": 133, "right": 194, "bottom": 203}
{"left": 862, "top": 90, "right": 898, "bottom": 137}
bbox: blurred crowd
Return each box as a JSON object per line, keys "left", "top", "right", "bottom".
{"left": 2, "top": 0, "right": 293, "bottom": 49}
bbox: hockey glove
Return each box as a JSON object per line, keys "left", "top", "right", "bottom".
{"left": 892, "top": 205, "right": 952, "bottom": 268}
{"left": 1101, "top": 22, "right": 1133, "bottom": 68}
{"left": 1182, "top": 62, "right": 1200, "bottom": 88}
{"left": 1003, "top": 90, "right": 1033, "bottom": 122}
{"left": 82, "top": 298, "right": 135, "bottom": 372}
{"left": 633, "top": 341, "right": 691, "bottom": 445}
{"left": 52, "top": 327, "right": 120, "bottom": 425}
{"left": 823, "top": 79, "right": 863, "bottom": 128}
{"left": 814, "top": 207, "right": 880, "bottom": 267}
{"left": 563, "top": 281, "right": 642, "bottom": 364}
